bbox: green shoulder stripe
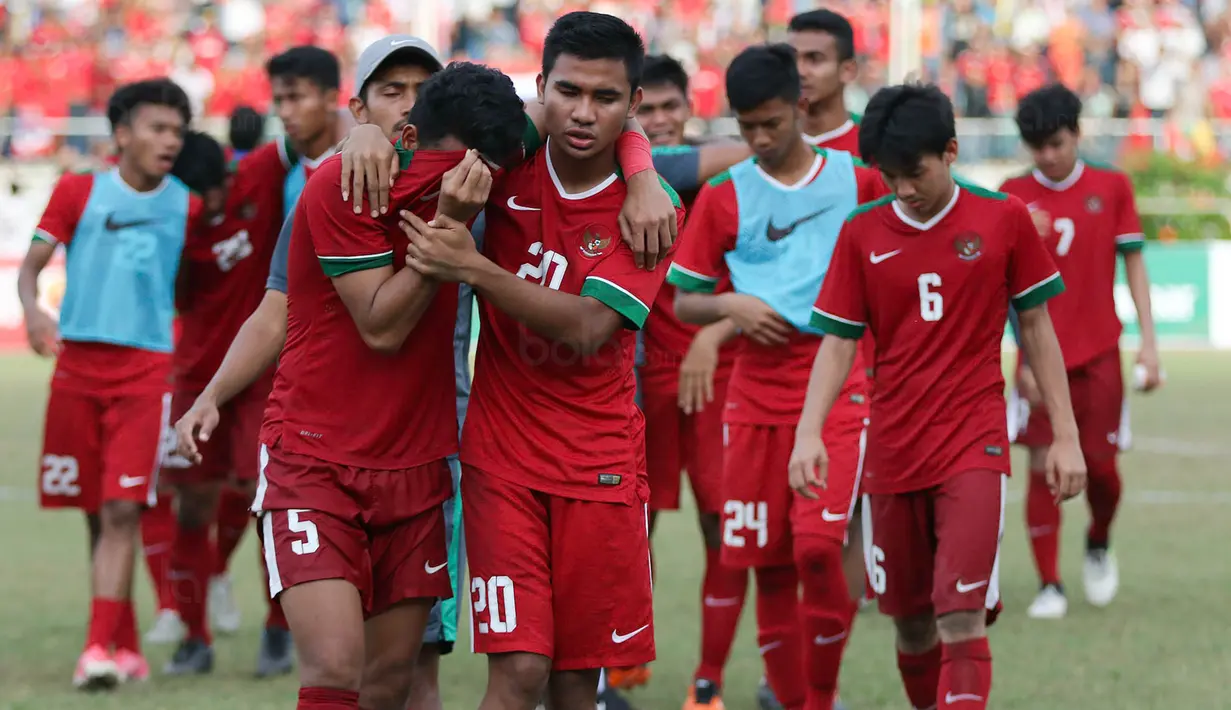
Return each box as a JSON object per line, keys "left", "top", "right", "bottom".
{"left": 581, "top": 276, "right": 651, "bottom": 329}
{"left": 810, "top": 309, "right": 865, "bottom": 339}
{"left": 707, "top": 169, "right": 733, "bottom": 188}
{"left": 319, "top": 252, "right": 394, "bottom": 277}
{"left": 852, "top": 156, "right": 869, "bottom": 168}
{"left": 848, "top": 111, "right": 862, "bottom": 125}
{"left": 658, "top": 175, "right": 683, "bottom": 209}
{"left": 652, "top": 145, "right": 695, "bottom": 156}
{"left": 845, "top": 194, "right": 894, "bottom": 222}
{"left": 1082, "top": 157, "right": 1122, "bottom": 173}
{"left": 522, "top": 113, "right": 543, "bottom": 158}
{"left": 1012, "top": 272, "right": 1065, "bottom": 311}
{"left": 956, "top": 178, "right": 1008, "bottom": 201}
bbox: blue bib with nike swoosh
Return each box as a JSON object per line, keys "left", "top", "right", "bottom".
{"left": 725, "top": 147, "right": 860, "bottom": 334}
{"left": 59, "top": 170, "right": 192, "bottom": 352}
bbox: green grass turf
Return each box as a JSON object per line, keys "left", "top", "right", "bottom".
{"left": 2, "top": 352, "right": 1230, "bottom": 709}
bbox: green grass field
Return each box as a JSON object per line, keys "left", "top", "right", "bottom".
{"left": 2, "top": 352, "right": 1231, "bottom": 709}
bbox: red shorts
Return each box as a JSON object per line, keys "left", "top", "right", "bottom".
{"left": 161, "top": 385, "right": 268, "bottom": 485}
{"left": 255, "top": 442, "right": 453, "bottom": 618}
{"left": 463, "top": 467, "right": 655, "bottom": 671}
{"left": 720, "top": 403, "right": 866, "bottom": 569}
{"left": 643, "top": 374, "right": 728, "bottom": 513}
{"left": 40, "top": 388, "right": 170, "bottom": 512}
{"left": 863, "top": 468, "right": 1005, "bottom": 619}
{"left": 1010, "top": 347, "right": 1127, "bottom": 459}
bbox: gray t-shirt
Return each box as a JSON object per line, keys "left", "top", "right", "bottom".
{"left": 264, "top": 211, "right": 480, "bottom": 427}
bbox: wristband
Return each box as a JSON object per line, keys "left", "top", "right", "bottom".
{"left": 616, "top": 131, "right": 654, "bottom": 178}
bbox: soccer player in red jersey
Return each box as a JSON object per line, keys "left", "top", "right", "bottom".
{"left": 789, "top": 11, "right": 861, "bottom": 154}
{"left": 396, "top": 14, "right": 682, "bottom": 710}
{"left": 253, "top": 62, "right": 527, "bottom": 710}
{"left": 793, "top": 83, "right": 1087, "bottom": 710}
{"left": 1000, "top": 84, "right": 1161, "bottom": 619}
{"left": 668, "top": 46, "right": 884, "bottom": 710}
{"left": 17, "top": 79, "right": 202, "bottom": 690}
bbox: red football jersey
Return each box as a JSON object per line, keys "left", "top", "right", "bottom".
{"left": 804, "top": 117, "right": 861, "bottom": 155}
{"left": 272, "top": 150, "right": 462, "bottom": 470}
{"left": 462, "top": 145, "right": 685, "bottom": 504}
{"left": 174, "top": 142, "right": 289, "bottom": 392}
{"left": 811, "top": 185, "right": 1064, "bottom": 494}
{"left": 670, "top": 152, "right": 885, "bottom": 425}
{"left": 998, "top": 160, "right": 1144, "bottom": 369}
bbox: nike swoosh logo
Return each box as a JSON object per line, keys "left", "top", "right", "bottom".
{"left": 869, "top": 249, "right": 902, "bottom": 264}
{"left": 766, "top": 206, "right": 833, "bottom": 242}
{"left": 813, "top": 631, "right": 849, "bottom": 645}
{"left": 955, "top": 579, "right": 989, "bottom": 594}
{"left": 424, "top": 561, "right": 447, "bottom": 574}
{"left": 703, "top": 595, "right": 742, "bottom": 607}
{"left": 758, "top": 641, "right": 783, "bottom": 655}
{"left": 118, "top": 475, "right": 146, "bottom": 489}
{"left": 820, "top": 509, "right": 847, "bottom": 522}
{"left": 611, "top": 624, "right": 650, "bottom": 644}
{"left": 390, "top": 39, "right": 420, "bottom": 47}
{"left": 105, "top": 214, "right": 155, "bottom": 231}
{"left": 944, "top": 692, "right": 985, "bottom": 703}
{"left": 507, "top": 196, "right": 541, "bottom": 212}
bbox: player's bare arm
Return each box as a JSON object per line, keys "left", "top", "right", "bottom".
{"left": 678, "top": 319, "right": 739, "bottom": 414}
{"left": 400, "top": 212, "right": 626, "bottom": 355}
{"left": 174, "top": 290, "right": 288, "bottom": 463}
{"left": 674, "top": 290, "right": 792, "bottom": 346}
{"left": 333, "top": 261, "right": 440, "bottom": 354}
{"left": 1018, "top": 306, "right": 1087, "bottom": 502}
{"left": 697, "top": 141, "right": 753, "bottom": 181}
{"left": 16, "top": 238, "right": 62, "bottom": 357}
{"left": 788, "top": 335, "right": 858, "bottom": 499}
{"left": 1123, "top": 249, "right": 1162, "bottom": 391}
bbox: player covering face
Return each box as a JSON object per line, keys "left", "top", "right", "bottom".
{"left": 791, "top": 83, "right": 1086, "bottom": 710}
{"left": 1001, "top": 84, "right": 1160, "bottom": 620}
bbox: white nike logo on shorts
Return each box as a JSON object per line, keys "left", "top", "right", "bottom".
{"left": 813, "top": 631, "right": 848, "bottom": 645}
{"left": 945, "top": 692, "right": 984, "bottom": 704}
{"left": 821, "top": 508, "right": 847, "bottom": 522}
{"left": 611, "top": 624, "right": 649, "bottom": 644}
{"left": 118, "top": 475, "right": 146, "bottom": 489}
{"left": 955, "top": 579, "right": 988, "bottom": 594}
{"left": 424, "top": 561, "right": 447, "bottom": 574}
{"left": 507, "top": 196, "right": 541, "bottom": 211}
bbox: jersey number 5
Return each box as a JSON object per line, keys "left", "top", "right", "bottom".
{"left": 917, "top": 273, "right": 943, "bottom": 322}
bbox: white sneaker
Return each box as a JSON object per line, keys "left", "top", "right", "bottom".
{"left": 1083, "top": 548, "right": 1119, "bottom": 607}
{"left": 208, "top": 574, "right": 242, "bottom": 634}
{"left": 144, "top": 609, "right": 186, "bottom": 645}
{"left": 1026, "top": 584, "right": 1068, "bottom": 619}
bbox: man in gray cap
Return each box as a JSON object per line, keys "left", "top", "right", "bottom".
{"left": 171, "top": 36, "right": 467, "bottom": 709}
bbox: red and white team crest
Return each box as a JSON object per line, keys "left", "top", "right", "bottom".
{"left": 579, "top": 225, "right": 615, "bottom": 259}
{"left": 954, "top": 232, "right": 983, "bottom": 261}
{"left": 1085, "top": 195, "right": 1103, "bottom": 214}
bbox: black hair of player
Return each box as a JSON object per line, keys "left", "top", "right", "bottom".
{"left": 107, "top": 79, "right": 192, "bottom": 133}
{"left": 266, "top": 46, "right": 341, "bottom": 91}
{"left": 406, "top": 62, "right": 526, "bottom": 167}
{"left": 360, "top": 51, "right": 441, "bottom": 103}
{"left": 171, "top": 131, "right": 227, "bottom": 194}
{"left": 643, "top": 54, "right": 689, "bottom": 96}
{"left": 1015, "top": 84, "right": 1082, "bottom": 149}
{"left": 726, "top": 44, "right": 801, "bottom": 114}
{"left": 858, "top": 83, "right": 955, "bottom": 174}
{"left": 542, "top": 11, "right": 646, "bottom": 92}
{"left": 229, "top": 106, "right": 265, "bottom": 152}
{"left": 789, "top": 10, "right": 856, "bottom": 62}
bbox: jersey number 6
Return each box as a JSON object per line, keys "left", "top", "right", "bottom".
{"left": 917, "top": 273, "right": 943, "bottom": 322}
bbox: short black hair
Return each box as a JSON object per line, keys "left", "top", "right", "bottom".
{"left": 789, "top": 10, "right": 856, "bottom": 62}
{"left": 107, "top": 78, "right": 192, "bottom": 132}
{"left": 543, "top": 11, "right": 646, "bottom": 92}
{"left": 858, "top": 83, "right": 955, "bottom": 173}
{"left": 361, "top": 50, "right": 441, "bottom": 102}
{"left": 726, "top": 44, "right": 801, "bottom": 114}
{"left": 643, "top": 54, "right": 689, "bottom": 96}
{"left": 229, "top": 106, "right": 265, "bottom": 152}
{"left": 1016, "top": 84, "right": 1082, "bottom": 148}
{"left": 407, "top": 62, "right": 526, "bottom": 167}
{"left": 172, "top": 130, "right": 227, "bottom": 193}
{"left": 266, "top": 46, "right": 340, "bottom": 91}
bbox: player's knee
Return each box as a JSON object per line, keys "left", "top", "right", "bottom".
{"left": 99, "top": 499, "right": 142, "bottom": 532}
{"left": 359, "top": 663, "right": 415, "bottom": 710}
{"left": 300, "top": 645, "right": 364, "bottom": 697}
{"left": 175, "top": 485, "right": 220, "bottom": 529}
{"left": 794, "top": 537, "right": 847, "bottom": 603}
{"left": 893, "top": 612, "right": 938, "bottom": 654}
{"left": 487, "top": 652, "right": 551, "bottom": 703}
{"left": 935, "top": 609, "right": 985, "bottom": 644}
{"left": 698, "top": 512, "right": 722, "bottom": 550}
{"left": 1085, "top": 454, "right": 1119, "bottom": 483}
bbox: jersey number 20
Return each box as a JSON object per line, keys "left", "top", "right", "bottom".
{"left": 917, "top": 273, "right": 943, "bottom": 321}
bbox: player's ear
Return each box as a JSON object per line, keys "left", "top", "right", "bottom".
{"left": 113, "top": 124, "right": 131, "bottom": 152}
{"left": 944, "top": 138, "right": 959, "bottom": 166}
{"left": 839, "top": 58, "right": 858, "bottom": 84}
{"left": 400, "top": 124, "right": 418, "bottom": 151}
{"left": 536, "top": 73, "right": 546, "bottom": 105}
{"left": 347, "top": 96, "right": 367, "bottom": 124}
{"left": 627, "top": 86, "right": 643, "bottom": 119}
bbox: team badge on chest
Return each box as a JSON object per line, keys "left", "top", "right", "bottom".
{"left": 579, "top": 225, "right": 615, "bottom": 259}
{"left": 954, "top": 232, "right": 983, "bottom": 261}
{"left": 1085, "top": 195, "right": 1103, "bottom": 214}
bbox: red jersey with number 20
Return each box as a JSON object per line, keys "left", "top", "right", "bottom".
{"left": 273, "top": 150, "right": 462, "bottom": 470}
{"left": 462, "top": 144, "right": 686, "bottom": 504}
{"left": 998, "top": 160, "right": 1144, "bottom": 369}
{"left": 811, "top": 185, "right": 1064, "bottom": 494}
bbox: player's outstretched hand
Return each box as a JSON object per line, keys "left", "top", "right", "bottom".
{"left": 788, "top": 434, "right": 828, "bottom": 500}
{"left": 678, "top": 327, "right": 721, "bottom": 415}
{"left": 437, "top": 150, "right": 492, "bottom": 223}
{"left": 174, "top": 394, "right": 220, "bottom": 465}
{"left": 400, "top": 211, "right": 480, "bottom": 282}
{"left": 1017, "top": 364, "right": 1042, "bottom": 405}
{"left": 24, "top": 306, "right": 61, "bottom": 357}
{"left": 724, "top": 294, "right": 792, "bottom": 346}
{"left": 619, "top": 171, "right": 678, "bottom": 271}
{"left": 339, "top": 124, "right": 399, "bottom": 217}
{"left": 1135, "top": 344, "right": 1164, "bottom": 392}
{"left": 1045, "top": 437, "right": 1087, "bottom": 504}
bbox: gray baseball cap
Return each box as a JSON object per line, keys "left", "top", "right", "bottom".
{"left": 354, "top": 35, "right": 443, "bottom": 97}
